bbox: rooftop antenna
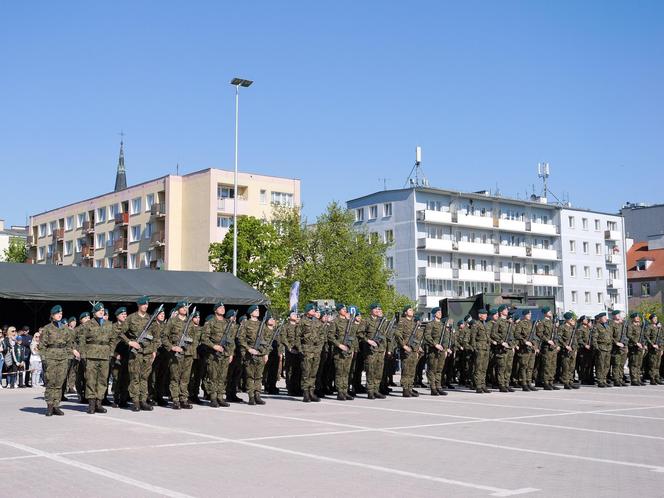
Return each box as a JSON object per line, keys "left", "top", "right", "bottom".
{"left": 176, "top": 163, "right": 179, "bottom": 175}
{"left": 537, "top": 162, "right": 550, "bottom": 198}
{"left": 404, "top": 146, "right": 429, "bottom": 188}
{"left": 378, "top": 178, "right": 390, "bottom": 190}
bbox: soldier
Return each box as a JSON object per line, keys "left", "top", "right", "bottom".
{"left": 359, "top": 303, "right": 388, "bottom": 399}
{"left": 575, "top": 316, "right": 594, "bottom": 385}
{"left": 282, "top": 310, "right": 302, "bottom": 396}
{"left": 329, "top": 304, "right": 354, "bottom": 400}
{"left": 646, "top": 314, "right": 662, "bottom": 384}
{"left": 187, "top": 311, "right": 205, "bottom": 404}
{"left": 423, "top": 307, "right": 450, "bottom": 396}
{"left": 162, "top": 302, "right": 196, "bottom": 409}
{"left": 110, "top": 308, "right": 129, "bottom": 407}
{"left": 316, "top": 309, "right": 336, "bottom": 397}
{"left": 263, "top": 314, "right": 282, "bottom": 395}
{"left": 558, "top": 312, "right": 580, "bottom": 389}
{"left": 120, "top": 296, "right": 155, "bottom": 411}
{"left": 395, "top": 306, "right": 424, "bottom": 397}
{"left": 490, "top": 304, "right": 515, "bottom": 393}
{"left": 471, "top": 308, "right": 491, "bottom": 393}
{"left": 238, "top": 305, "right": 270, "bottom": 405}
{"left": 536, "top": 306, "right": 559, "bottom": 390}
{"left": 626, "top": 312, "right": 647, "bottom": 386}
{"left": 459, "top": 314, "right": 474, "bottom": 388}
{"left": 147, "top": 308, "right": 166, "bottom": 406}
{"left": 298, "top": 304, "right": 325, "bottom": 402}
{"left": 514, "top": 309, "right": 537, "bottom": 391}
{"left": 66, "top": 311, "right": 88, "bottom": 401}
{"left": 593, "top": 312, "right": 612, "bottom": 387}
{"left": 443, "top": 320, "right": 460, "bottom": 389}
{"left": 41, "top": 305, "right": 79, "bottom": 416}
{"left": 608, "top": 310, "right": 627, "bottom": 386}
{"left": 202, "top": 303, "right": 235, "bottom": 407}
{"left": 226, "top": 314, "right": 246, "bottom": 403}
{"left": 78, "top": 303, "right": 116, "bottom": 414}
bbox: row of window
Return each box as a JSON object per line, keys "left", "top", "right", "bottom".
{"left": 567, "top": 216, "right": 618, "bottom": 232}
{"left": 569, "top": 265, "right": 618, "bottom": 279}
{"left": 426, "top": 255, "right": 554, "bottom": 275}
{"left": 570, "top": 290, "right": 606, "bottom": 305}
{"left": 217, "top": 185, "right": 294, "bottom": 207}
{"left": 368, "top": 229, "right": 394, "bottom": 244}
{"left": 92, "top": 252, "right": 161, "bottom": 269}
{"left": 424, "top": 201, "right": 552, "bottom": 225}
{"left": 355, "top": 203, "right": 392, "bottom": 222}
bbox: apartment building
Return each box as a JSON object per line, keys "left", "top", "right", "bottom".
{"left": 27, "top": 168, "right": 300, "bottom": 272}
{"left": 627, "top": 235, "right": 664, "bottom": 310}
{"left": 347, "top": 188, "right": 563, "bottom": 313}
{"left": 559, "top": 208, "right": 628, "bottom": 316}
{"left": 0, "top": 220, "right": 28, "bottom": 261}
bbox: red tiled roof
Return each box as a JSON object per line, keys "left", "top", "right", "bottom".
{"left": 627, "top": 241, "right": 664, "bottom": 280}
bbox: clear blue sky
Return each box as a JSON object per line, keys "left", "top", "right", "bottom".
{"left": 2, "top": 1, "right": 663, "bottom": 227}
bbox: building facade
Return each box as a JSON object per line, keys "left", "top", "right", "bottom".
{"left": 559, "top": 208, "right": 628, "bottom": 317}
{"left": 27, "top": 168, "right": 300, "bottom": 271}
{"left": 620, "top": 202, "right": 664, "bottom": 241}
{"left": 627, "top": 235, "right": 664, "bottom": 310}
{"left": 0, "top": 220, "right": 28, "bottom": 261}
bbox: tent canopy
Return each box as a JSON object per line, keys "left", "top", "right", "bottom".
{"left": 0, "top": 263, "right": 268, "bottom": 305}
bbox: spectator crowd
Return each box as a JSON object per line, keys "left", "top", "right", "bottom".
{"left": 1, "top": 325, "right": 43, "bottom": 389}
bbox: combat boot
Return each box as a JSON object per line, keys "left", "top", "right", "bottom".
{"left": 172, "top": 401, "right": 181, "bottom": 409}
{"left": 337, "top": 392, "right": 346, "bottom": 401}
{"left": 476, "top": 388, "right": 484, "bottom": 394}
{"left": 53, "top": 406, "right": 64, "bottom": 416}
{"left": 430, "top": 389, "right": 439, "bottom": 396}
{"left": 367, "top": 391, "right": 376, "bottom": 399}
{"left": 255, "top": 393, "right": 266, "bottom": 405}
{"left": 182, "top": 401, "right": 193, "bottom": 409}
{"left": 310, "top": 389, "right": 320, "bottom": 402}
{"left": 248, "top": 395, "right": 256, "bottom": 406}
{"left": 374, "top": 392, "right": 386, "bottom": 399}
{"left": 403, "top": 389, "right": 412, "bottom": 398}
{"left": 345, "top": 392, "right": 355, "bottom": 400}
{"left": 551, "top": 384, "right": 560, "bottom": 390}
{"left": 507, "top": 386, "right": 515, "bottom": 392}
{"left": 302, "top": 391, "right": 311, "bottom": 403}
{"left": 210, "top": 399, "right": 220, "bottom": 408}
{"left": 437, "top": 387, "right": 447, "bottom": 396}
{"left": 522, "top": 385, "right": 530, "bottom": 392}
{"left": 481, "top": 387, "right": 491, "bottom": 393}
{"left": 528, "top": 384, "right": 538, "bottom": 391}
{"left": 95, "top": 400, "right": 107, "bottom": 413}
{"left": 140, "top": 401, "right": 153, "bottom": 411}
{"left": 218, "top": 397, "right": 230, "bottom": 407}
{"left": 46, "top": 404, "right": 54, "bottom": 417}
{"left": 543, "top": 384, "right": 553, "bottom": 391}
{"left": 87, "top": 399, "right": 96, "bottom": 414}
{"left": 101, "top": 397, "right": 112, "bottom": 406}
{"left": 410, "top": 389, "right": 419, "bottom": 397}
{"left": 499, "top": 387, "right": 509, "bottom": 393}
{"left": 131, "top": 399, "right": 141, "bottom": 412}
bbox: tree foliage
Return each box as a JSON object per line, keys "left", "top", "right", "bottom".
{"left": 635, "top": 299, "right": 664, "bottom": 320}
{"left": 2, "top": 238, "right": 28, "bottom": 263}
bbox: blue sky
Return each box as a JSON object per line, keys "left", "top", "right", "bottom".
{"left": 2, "top": 1, "right": 663, "bottom": 226}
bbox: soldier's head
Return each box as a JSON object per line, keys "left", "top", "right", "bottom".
{"left": 611, "top": 310, "right": 622, "bottom": 322}
{"left": 354, "top": 311, "right": 362, "bottom": 323}
{"left": 50, "top": 304, "right": 63, "bottom": 323}
{"left": 304, "top": 303, "right": 316, "bottom": 318}
{"left": 541, "top": 306, "right": 552, "bottom": 319}
{"left": 477, "top": 309, "right": 488, "bottom": 321}
{"left": 247, "top": 305, "right": 260, "bottom": 319}
{"left": 596, "top": 312, "right": 608, "bottom": 324}
{"left": 489, "top": 308, "right": 499, "bottom": 321}
{"left": 652, "top": 314, "right": 659, "bottom": 325}
{"left": 289, "top": 311, "right": 298, "bottom": 323}
{"left": 522, "top": 309, "right": 532, "bottom": 322}
{"left": 157, "top": 310, "right": 166, "bottom": 322}
{"left": 630, "top": 312, "right": 640, "bottom": 324}
{"left": 267, "top": 315, "right": 276, "bottom": 327}
{"left": 563, "top": 311, "right": 574, "bottom": 325}
{"left": 67, "top": 317, "right": 77, "bottom": 329}
{"left": 403, "top": 305, "right": 414, "bottom": 319}
{"left": 79, "top": 311, "right": 90, "bottom": 324}
{"left": 214, "top": 302, "right": 225, "bottom": 318}
{"left": 115, "top": 307, "right": 128, "bottom": 323}
{"left": 192, "top": 311, "right": 200, "bottom": 325}
{"left": 336, "top": 303, "right": 347, "bottom": 318}
{"left": 498, "top": 304, "right": 509, "bottom": 318}
{"left": 92, "top": 302, "right": 105, "bottom": 320}
{"left": 457, "top": 319, "right": 465, "bottom": 329}
{"left": 369, "top": 303, "right": 381, "bottom": 318}
{"left": 136, "top": 296, "right": 150, "bottom": 314}
{"left": 431, "top": 307, "right": 442, "bottom": 320}
{"left": 225, "top": 309, "right": 237, "bottom": 322}
{"left": 176, "top": 301, "right": 188, "bottom": 317}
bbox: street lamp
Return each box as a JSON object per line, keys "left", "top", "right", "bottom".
{"left": 230, "top": 77, "right": 253, "bottom": 276}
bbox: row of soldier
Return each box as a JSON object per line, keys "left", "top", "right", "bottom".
{"left": 38, "top": 298, "right": 663, "bottom": 416}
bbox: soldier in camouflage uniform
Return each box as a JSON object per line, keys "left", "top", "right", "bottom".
{"left": 490, "top": 305, "right": 515, "bottom": 393}
{"left": 120, "top": 296, "right": 155, "bottom": 411}
{"left": 458, "top": 315, "right": 474, "bottom": 387}
{"left": 226, "top": 315, "right": 246, "bottom": 403}
{"left": 593, "top": 312, "right": 612, "bottom": 387}
{"left": 358, "top": 303, "right": 388, "bottom": 399}
{"left": 329, "top": 304, "right": 356, "bottom": 401}
{"left": 263, "top": 315, "right": 282, "bottom": 395}
{"left": 609, "top": 310, "right": 628, "bottom": 386}
{"left": 78, "top": 302, "right": 116, "bottom": 414}
{"left": 69, "top": 311, "right": 90, "bottom": 403}
{"left": 558, "top": 312, "right": 580, "bottom": 389}
{"left": 105, "top": 307, "right": 128, "bottom": 407}
{"left": 187, "top": 312, "right": 205, "bottom": 404}
{"left": 575, "top": 316, "right": 594, "bottom": 385}
{"left": 282, "top": 311, "right": 302, "bottom": 396}
{"left": 536, "top": 306, "right": 559, "bottom": 390}
{"left": 162, "top": 302, "right": 196, "bottom": 409}
{"left": 298, "top": 303, "right": 325, "bottom": 402}
{"left": 238, "top": 305, "right": 270, "bottom": 405}
{"left": 147, "top": 308, "right": 166, "bottom": 406}
{"left": 394, "top": 306, "right": 423, "bottom": 397}
{"left": 202, "top": 304, "right": 235, "bottom": 407}
{"left": 471, "top": 309, "right": 491, "bottom": 393}
{"left": 514, "top": 309, "right": 536, "bottom": 391}
{"left": 646, "top": 314, "right": 662, "bottom": 384}
{"left": 626, "top": 312, "right": 647, "bottom": 386}
{"left": 423, "top": 307, "right": 450, "bottom": 396}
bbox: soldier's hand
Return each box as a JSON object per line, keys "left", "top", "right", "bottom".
{"left": 525, "top": 341, "right": 533, "bottom": 347}
{"left": 116, "top": 354, "right": 121, "bottom": 360}
{"left": 459, "top": 346, "right": 464, "bottom": 351}
{"left": 263, "top": 355, "right": 269, "bottom": 364}
{"left": 338, "top": 344, "right": 349, "bottom": 352}
{"left": 585, "top": 345, "right": 591, "bottom": 350}
{"left": 171, "top": 346, "right": 183, "bottom": 353}
{"left": 129, "top": 341, "right": 141, "bottom": 350}
{"left": 213, "top": 345, "right": 224, "bottom": 353}
{"left": 501, "top": 342, "right": 509, "bottom": 349}
{"left": 566, "top": 345, "right": 572, "bottom": 352}
{"left": 492, "top": 341, "right": 497, "bottom": 345}
{"left": 617, "top": 342, "right": 624, "bottom": 348}
{"left": 435, "top": 344, "right": 444, "bottom": 352}
{"left": 637, "top": 343, "right": 643, "bottom": 349}
{"left": 403, "top": 345, "right": 412, "bottom": 353}
{"left": 229, "top": 355, "right": 233, "bottom": 363}
{"left": 151, "top": 352, "right": 156, "bottom": 363}
{"left": 446, "top": 348, "right": 452, "bottom": 354}
{"left": 73, "top": 350, "right": 81, "bottom": 360}
{"left": 248, "top": 348, "right": 259, "bottom": 355}
{"left": 548, "top": 340, "right": 555, "bottom": 347}
{"left": 654, "top": 345, "right": 659, "bottom": 350}
{"left": 367, "top": 339, "right": 378, "bottom": 348}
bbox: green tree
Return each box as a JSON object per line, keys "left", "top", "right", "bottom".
{"left": 208, "top": 216, "right": 288, "bottom": 295}
{"left": 635, "top": 299, "right": 664, "bottom": 320}
{"left": 2, "top": 237, "right": 28, "bottom": 263}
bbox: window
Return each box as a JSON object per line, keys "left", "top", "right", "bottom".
{"left": 97, "top": 207, "right": 106, "bottom": 223}
{"left": 480, "top": 260, "right": 488, "bottom": 271}
{"left": 641, "top": 282, "right": 651, "bottom": 296}
{"left": 596, "top": 243, "right": 602, "bottom": 255}
{"left": 131, "top": 198, "right": 141, "bottom": 215}
{"left": 94, "top": 259, "right": 103, "bottom": 268}
{"left": 146, "top": 194, "right": 155, "bottom": 212}
{"left": 386, "top": 256, "right": 394, "bottom": 270}
{"left": 514, "top": 262, "right": 521, "bottom": 274}
{"left": 596, "top": 267, "right": 602, "bottom": 279}
{"left": 594, "top": 219, "right": 601, "bottom": 231}
{"left": 426, "top": 200, "right": 443, "bottom": 211}
{"left": 571, "top": 291, "right": 578, "bottom": 303}
{"left": 544, "top": 265, "right": 550, "bottom": 275}
{"left": 144, "top": 222, "right": 153, "bottom": 240}
{"left": 106, "top": 257, "right": 113, "bottom": 268}
{"left": 583, "top": 242, "right": 589, "bottom": 254}
{"left": 129, "top": 253, "right": 138, "bottom": 270}
{"left": 38, "top": 247, "right": 45, "bottom": 260}
{"left": 130, "top": 225, "right": 141, "bottom": 242}
{"left": 568, "top": 216, "right": 575, "bottom": 228}
{"left": 48, "top": 221, "right": 56, "bottom": 235}
{"left": 384, "top": 230, "right": 394, "bottom": 243}
{"left": 96, "top": 233, "right": 106, "bottom": 248}
{"left": 65, "top": 216, "right": 74, "bottom": 231}
{"left": 582, "top": 218, "right": 588, "bottom": 230}
{"left": 369, "top": 232, "right": 380, "bottom": 244}
{"left": 584, "top": 266, "right": 590, "bottom": 278}
{"left": 217, "top": 215, "right": 232, "bottom": 228}
{"left": 107, "top": 231, "right": 115, "bottom": 246}
{"left": 355, "top": 208, "right": 365, "bottom": 222}
{"left": 585, "top": 292, "right": 591, "bottom": 304}
{"left": 609, "top": 269, "right": 618, "bottom": 279}
{"left": 636, "top": 260, "right": 647, "bottom": 271}
{"left": 570, "top": 265, "right": 576, "bottom": 277}
{"left": 369, "top": 205, "right": 378, "bottom": 220}
{"left": 569, "top": 240, "right": 576, "bottom": 252}
{"left": 75, "top": 238, "right": 83, "bottom": 253}
{"left": 271, "top": 191, "right": 294, "bottom": 207}
{"left": 64, "top": 241, "right": 73, "bottom": 256}
{"left": 77, "top": 213, "right": 86, "bottom": 228}
{"left": 607, "top": 221, "right": 617, "bottom": 231}
{"left": 259, "top": 190, "right": 267, "bottom": 204}
{"left": 46, "top": 243, "right": 53, "bottom": 257}
{"left": 109, "top": 203, "right": 119, "bottom": 218}
{"left": 597, "top": 292, "right": 603, "bottom": 304}
{"left": 39, "top": 224, "right": 46, "bottom": 237}
{"left": 427, "top": 255, "right": 443, "bottom": 268}
{"left": 468, "top": 258, "right": 476, "bottom": 271}
{"left": 383, "top": 203, "right": 392, "bottom": 217}
{"left": 427, "top": 225, "right": 446, "bottom": 239}
{"left": 217, "top": 186, "right": 235, "bottom": 199}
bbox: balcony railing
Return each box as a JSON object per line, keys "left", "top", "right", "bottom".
{"left": 82, "top": 246, "right": 94, "bottom": 258}
{"left": 82, "top": 221, "right": 94, "bottom": 233}
{"left": 150, "top": 203, "right": 166, "bottom": 217}
{"left": 113, "top": 238, "right": 128, "bottom": 253}
{"left": 115, "top": 212, "right": 129, "bottom": 225}
{"left": 150, "top": 231, "right": 165, "bottom": 246}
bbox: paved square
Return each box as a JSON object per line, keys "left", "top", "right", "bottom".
{"left": 2, "top": 384, "right": 664, "bottom": 497}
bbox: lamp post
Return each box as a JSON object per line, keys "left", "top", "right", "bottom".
{"left": 230, "top": 77, "right": 253, "bottom": 276}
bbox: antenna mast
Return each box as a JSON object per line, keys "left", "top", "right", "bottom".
{"left": 537, "top": 162, "right": 550, "bottom": 198}
{"left": 404, "top": 146, "right": 429, "bottom": 188}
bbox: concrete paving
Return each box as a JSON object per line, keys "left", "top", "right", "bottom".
{"left": 1, "top": 382, "right": 664, "bottom": 497}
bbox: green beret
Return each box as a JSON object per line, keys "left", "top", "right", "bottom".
{"left": 114, "top": 307, "right": 127, "bottom": 317}
{"left": 563, "top": 312, "right": 574, "bottom": 320}
{"left": 489, "top": 308, "right": 498, "bottom": 315}
{"left": 67, "top": 316, "right": 76, "bottom": 324}
{"left": 265, "top": 311, "right": 273, "bottom": 320}
{"left": 50, "top": 304, "right": 63, "bottom": 315}
{"left": 213, "top": 302, "right": 224, "bottom": 311}
{"left": 304, "top": 303, "right": 316, "bottom": 313}
{"left": 247, "top": 305, "right": 258, "bottom": 315}
{"left": 355, "top": 309, "right": 362, "bottom": 316}
{"left": 498, "top": 304, "right": 508, "bottom": 313}
{"left": 175, "top": 301, "right": 188, "bottom": 310}
{"left": 630, "top": 312, "right": 639, "bottom": 319}
{"left": 225, "top": 309, "right": 237, "bottom": 319}
{"left": 205, "top": 314, "right": 214, "bottom": 323}
{"left": 402, "top": 305, "right": 413, "bottom": 314}
{"left": 541, "top": 306, "right": 551, "bottom": 314}
{"left": 431, "top": 307, "right": 441, "bottom": 315}
{"left": 192, "top": 310, "right": 200, "bottom": 318}
{"left": 136, "top": 296, "right": 150, "bottom": 305}
{"left": 456, "top": 319, "right": 464, "bottom": 326}
{"left": 477, "top": 308, "right": 488, "bottom": 315}
{"left": 237, "top": 315, "right": 247, "bottom": 323}
{"left": 92, "top": 302, "right": 104, "bottom": 313}
{"left": 595, "top": 312, "right": 607, "bottom": 319}
{"left": 611, "top": 310, "right": 621, "bottom": 316}
{"left": 522, "top": 309, "right": 532, "bottom": 316}
{"left": 335, "top": 303, "right": 346, "bottom": 312}
{"left": 369, "top": 303, "right": 381, "bottom": 310}
{"left": 79, "top": 311, "right": 90, "bottom": 320}
{"left": 651, "top": 313, "right": 658, "bottom": 319}
{"left": 577, "top": 315, "right": 586, "bottom": 323}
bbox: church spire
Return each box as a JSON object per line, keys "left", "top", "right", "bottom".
{"left": 114, "top": 133, "right": 127, "bottom": 192}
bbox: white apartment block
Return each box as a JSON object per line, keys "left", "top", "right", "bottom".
{"left": 559, "top": 208, "right": 628, "bottom": 316}
{"left": 28, "top": 168, "right": 300, "bottom": 272}
{"left": 348, "top": 187, "right": 628, "bottom": 316}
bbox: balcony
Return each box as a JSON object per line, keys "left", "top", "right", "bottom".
{"left": 115, "top": 212, "right": 129, "bottom": 226}
{"left": 530, "top": 247, "right": 559, "bottom": 260}
{"left": 52, "top": 228, "right": 64, "bottom": 242}
{"left": 529, "top": 221, "right": 557, "bottom": 236}
{"left": 113, "top": 238, "right": 128, "bottom": 253}
{"left": 456, "top": 213, "right": 494, "bottom": 229}
{"left": 607, "top": 278, "right": 622, "bottom": 288}
{"left": 604, "top": 230, "right": 620, "bottom": 241}
{"left": 217, "top": 197, "right": 249, "bottom": 215}
{"left": 150, "top": 231, "right": 165, "bottom": 246}
{"left": 416, "top": 209, "right": 452, "bottom": 224}
{"left": 417, "top": 238, "right": 453, "bottom": 252}
{"left": 606, "top": 254, "right": 621, "bottom": 265}
{"left": 500, "top": 272, "right": 528, "bottom": 285}
{"left": 150, "top": 203, "right": 166, "bottom": 217}
{"left": 499, "top": 219, "right": 527, "bottom": 232}
{"left": 498, "top": 245, "right": 527, "bottom": 257}
{"left": 82, "top": 221, "right": 95, "bottom": 233}
{"left": 418, "top": 267, "right": 453, "bottom": 280}
{"left": 82, "top": 246, "right": 94, "bottom": 259}
{"left": 530, "top": 274, "right": 560, "bottom": 286}
{"left": 458, "top": 269, "right": 495, "bottom": 282}
{"left": 457, "top": 241, "right": 495, "bottom": 256}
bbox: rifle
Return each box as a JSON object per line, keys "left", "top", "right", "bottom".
{"left": 504, "top": 322, "right": 514, "bottom": 349}
{"left": 564, "top": 322, "right": 579, "bottom": 356}
{"left": 527, "top": 320, "right": 539, "bottom": 352}
{"left": 407, "top": 318, "right": 422, "bottom": 349}
{"left": 268, "top": 320, "right": 284, "bottom": 350}
{"left": 174, "top": 306, "right": 196, "bottom": 358}
{"left": 638, "top": 318, "right": 648, "bottom": 346}
{"left": 214, "top": 319, "right": 235, "bottom": 358}
{"left": 371, "top": 315, "right": 394, "bottom": 351}
{"left": 619, "top": 321, "right": 628, "bottom": 347}
{"left": 252, "top": 313, "right": 269, "bottom": 351}
{"left": 131, "top": 304, "right": 164, "bottom": 354}
{"left": 341, "top": 311, "right": 357, "bottom": 356}
{"left": 438, "top": 319, "right": 451, "bottom": 347}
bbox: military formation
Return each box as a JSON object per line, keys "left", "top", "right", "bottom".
{"left": 38, "top": 298, "right": 663, "bottom": 416}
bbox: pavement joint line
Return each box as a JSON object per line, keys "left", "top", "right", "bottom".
{"left": 495, "top": 419, "right": 664, "bottom": 441}
{"left": 0, "top": 439, "right": 195, "bottom": 497}
{"left": 593, "top": 412, "right": 664, "bottom": 421}
{"left": 96, "top": 414, "right": 540, "bottom": 496}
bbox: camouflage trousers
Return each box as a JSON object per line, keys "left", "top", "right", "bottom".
{"left": 169, "top": 355, "right": 193, "bottom": 403}
{"left": 301, "top": 351, "right": 321, "bottom": 392}
{"left": 595, "top": 350, "right": 611, "bottom": 383}
{"left": 473, "top": 349, "right": 489, "bottom": 389}
{"left": 364, "top": 350, "right": 384, "bottom": 394}
{"left": 205, "top": 354, "right": 230, "bottom": 400}
{"left": 540, "top": 347, "right": 558, "bottom": 385}
{"left": 333, "top": 350, "right": 352, "bottom": 393}
{"left": 43, "top": 358, "right": 69, "bottom": 407}
{"left": 400, "top": 350, "right": 418, "bottom": 391}
{"left": 516, "top": 351, "right": 533, "bottom": 386}
{"left": 611, "top": 349, "right": 627, "bottom": 383}
{"left": 84, "top": 358, "right": 110, "bottom": 400}
{"left": 129, "top": 353, "right": 153, "bottom": 403}
{"left": 628, "top": 348, "right": 645, "bottom": 383}
{"left": 243, "top": 354, "right": 266, "bottom": 398}
{"left": 560, "top": 350, "right": 577, "bottom": 385}
{"left": 647, "top": 349, "right": 662, "bottom": 382}
{"left": 426, "top": 350, "right": 445, "bottom": 390}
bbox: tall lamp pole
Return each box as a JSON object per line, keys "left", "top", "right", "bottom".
{"left": 230, "top": 77, "right": 253, "bottom": 276}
